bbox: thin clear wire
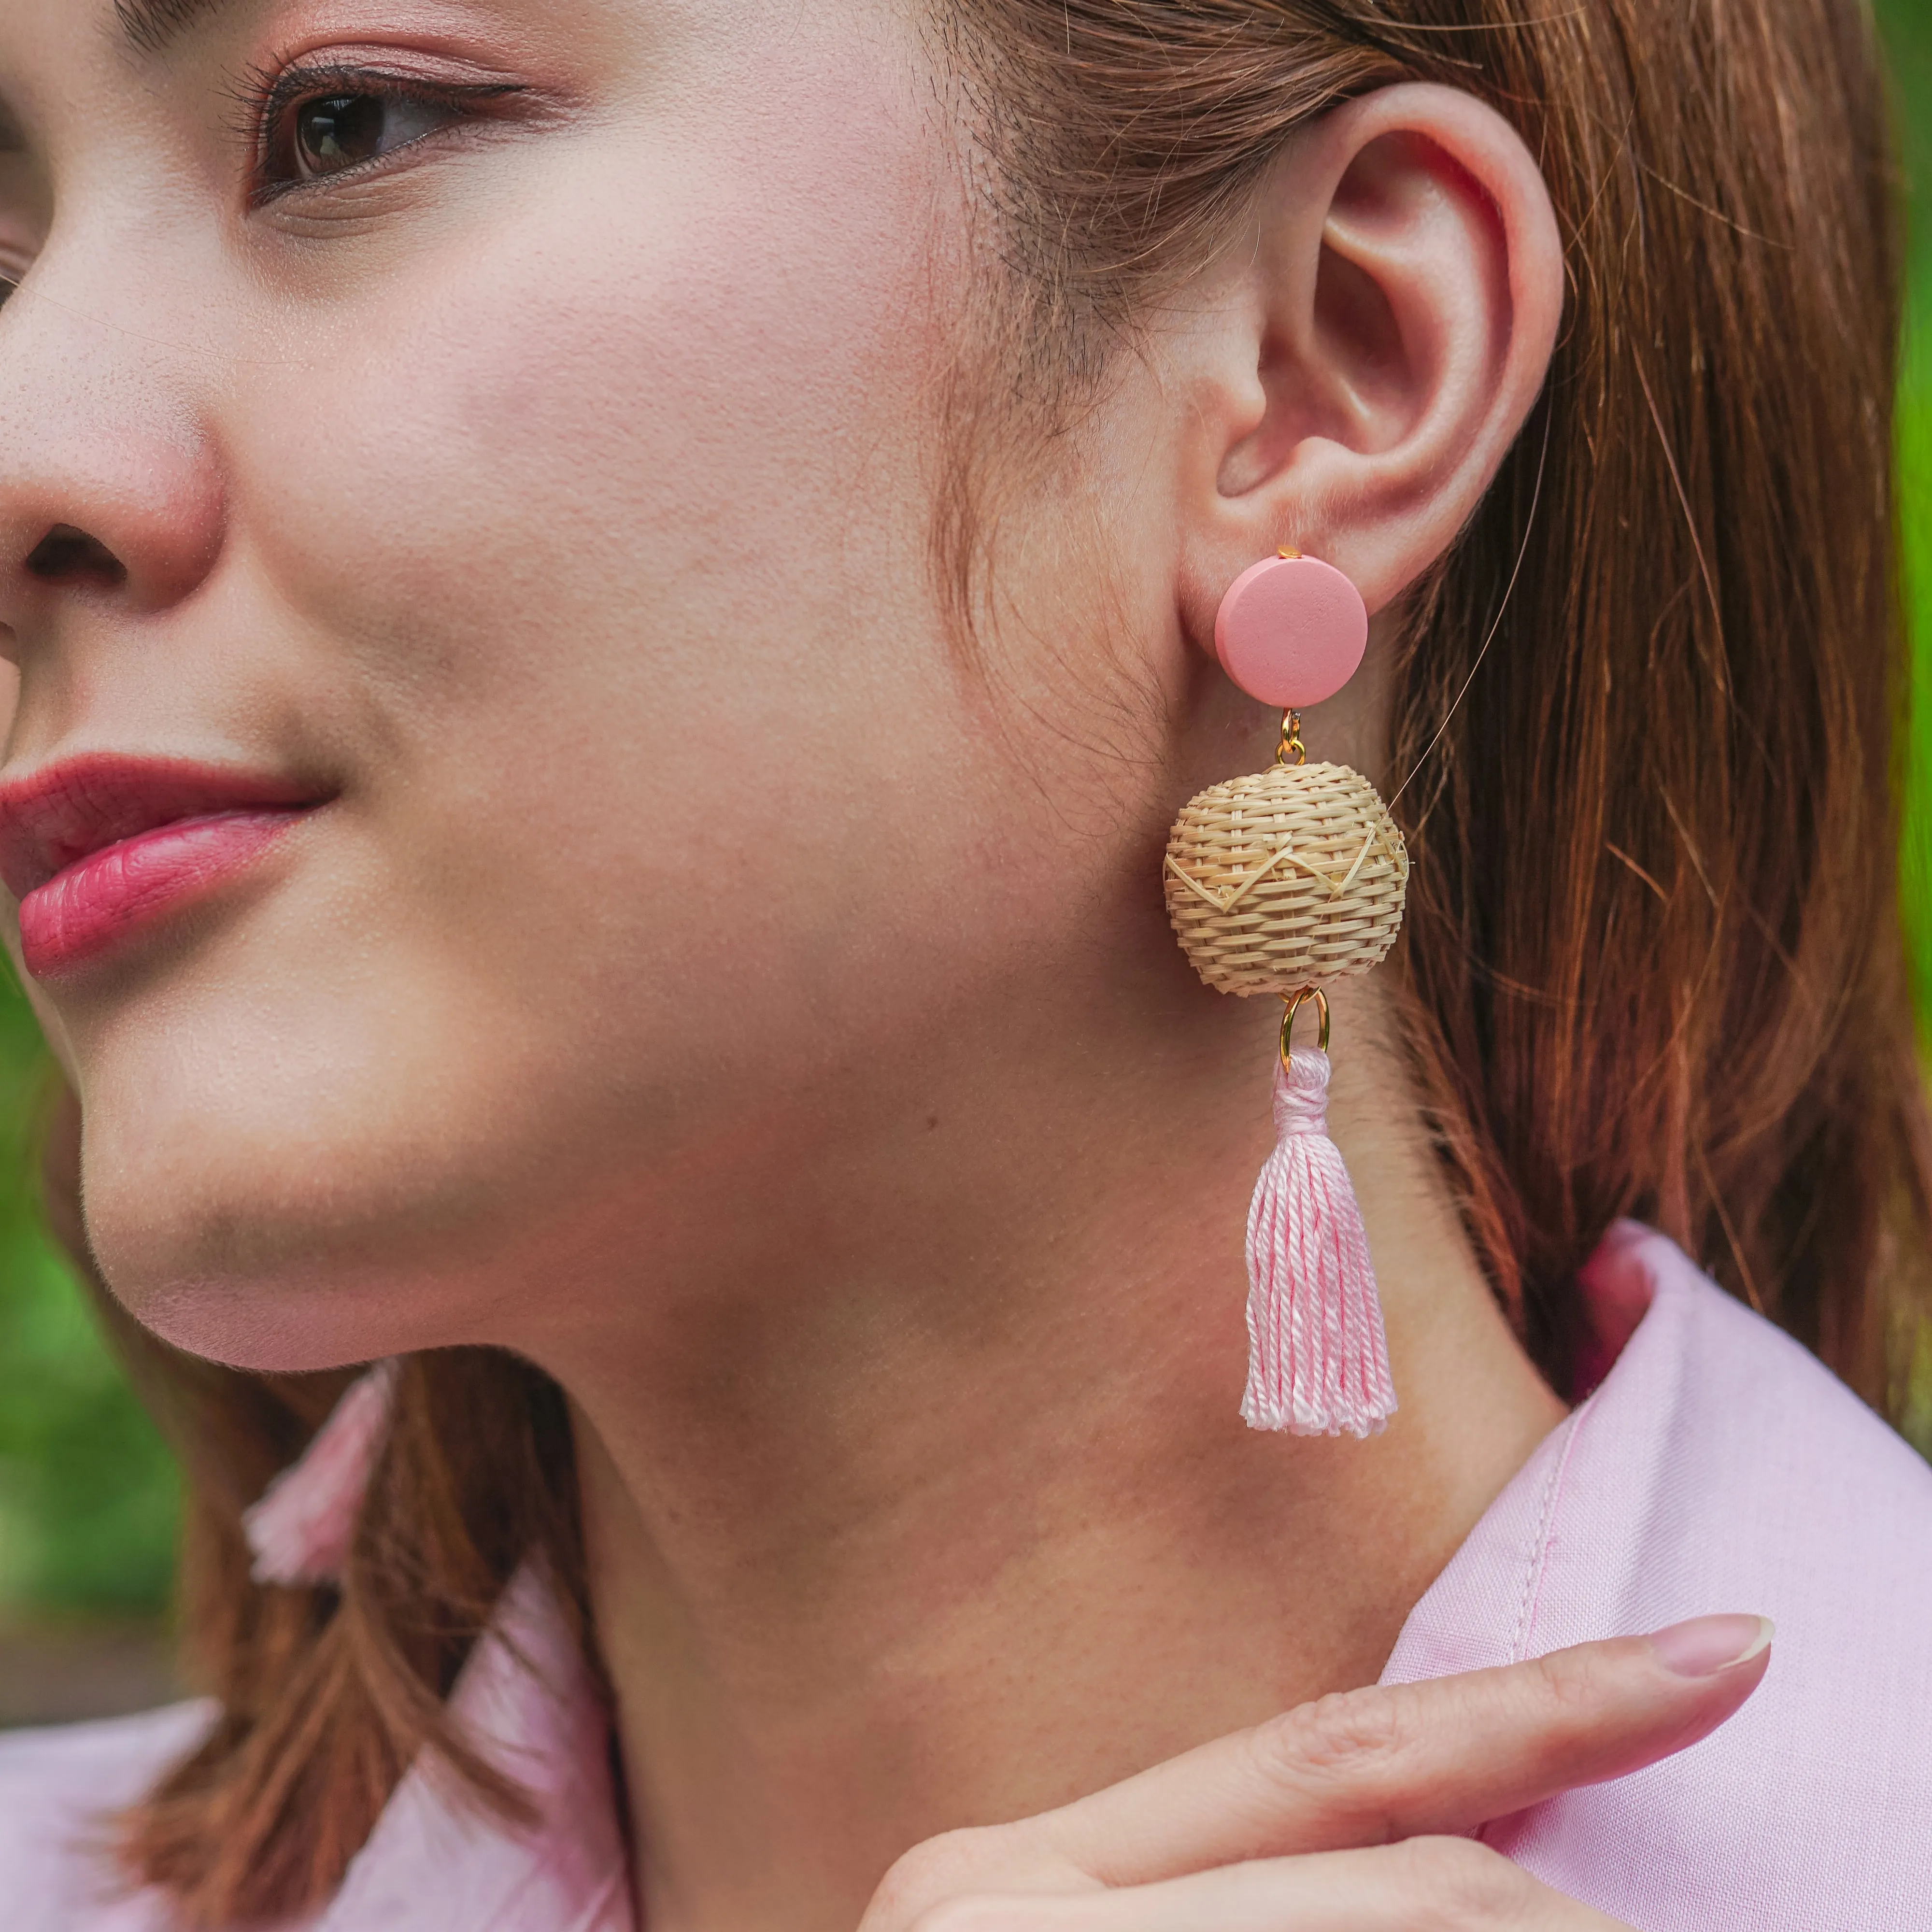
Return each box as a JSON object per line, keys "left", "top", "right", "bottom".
{"left": 1386, "top": 405, "right": 1554, "bottom": 811}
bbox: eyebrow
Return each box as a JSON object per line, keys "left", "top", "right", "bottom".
{"left": 114, "top": 0, "right": 228, "bottom": 57}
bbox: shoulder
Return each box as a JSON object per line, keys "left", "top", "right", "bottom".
{"left": 1576, "top": 1226, "right": 1932, "bottom": 1611}
{"left": 1390, "top": 1227, "right": 1932, "bottom": 1928}
{"left": 0, "top": 1702, "right": 214, "bottom": 1932}
{"left": 1522, "top": 1232, "right": 1932, "bottom": 1925}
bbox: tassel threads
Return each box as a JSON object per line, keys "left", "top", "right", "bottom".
{"left": 242, "top": 1359, "right": 398, "bottom": 1587}
{"left": 1242, "top": 1049, "right": 1395, "bottom": 1438}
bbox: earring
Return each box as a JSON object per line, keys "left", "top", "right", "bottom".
{"left": 1164, "top": 552, "right": 1408, "bottom": 1437}
{"left": 242, "top": 1360, "right": 398, "bottom": 1587}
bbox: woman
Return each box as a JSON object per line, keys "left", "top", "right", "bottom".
{"left": 0, "top": 0, "right": 1926, "bottom": 1926}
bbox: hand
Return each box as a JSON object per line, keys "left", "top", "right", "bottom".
{"left": 862, "top": 1615, "right": 1773, "bottom": 1931}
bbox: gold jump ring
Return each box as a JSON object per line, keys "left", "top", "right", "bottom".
{"left": 1279, "top": 987, "right": 1331, "bottom": 1065}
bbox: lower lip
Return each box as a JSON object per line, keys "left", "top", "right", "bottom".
{"left": 18, "top": 810, "right": 309, "bottom": 980}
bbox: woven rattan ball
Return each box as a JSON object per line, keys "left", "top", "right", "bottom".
{"left": 1164, "top": 762, "right": 1409, "bottom": 997}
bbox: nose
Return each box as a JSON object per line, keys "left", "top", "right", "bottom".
{"left": 0, "top": 280, "right": 227, "bottom": 635}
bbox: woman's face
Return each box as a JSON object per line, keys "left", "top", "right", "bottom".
{"left": 0, "top": 0, "right": 1192, "bottom": 1367}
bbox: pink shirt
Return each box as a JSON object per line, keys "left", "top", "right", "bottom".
{"left": 8, "top": 1225, "right": 1932, "bottom": 1929}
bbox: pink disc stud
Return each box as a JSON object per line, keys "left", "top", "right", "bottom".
{"left": 1213, "top": 554, "right": 1368, "bottom": 710}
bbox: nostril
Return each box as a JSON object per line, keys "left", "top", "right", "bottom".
{"left": 25, "top": 525, "right": 128, "bottom": 589}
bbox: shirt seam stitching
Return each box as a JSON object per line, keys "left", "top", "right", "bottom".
{"left": 1510, "top": 1396, "right": 1595, "bottom": 1663}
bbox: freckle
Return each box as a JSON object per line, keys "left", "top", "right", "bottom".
{"left": 927, "top": 1115, "right": 940, "bottom": 1131}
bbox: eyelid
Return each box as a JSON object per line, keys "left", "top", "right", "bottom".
{"left": 237, "top": 57, "right": 529, "bottom": 207}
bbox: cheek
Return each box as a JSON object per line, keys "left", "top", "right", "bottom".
{"left": 239, "top": 44, "right": 958, "bottom": 961}
{"left": 65, "top": 31, "right": 997, "bottom": 1353}
{"left": 244, "top": 51, "right": 950, "bottom": 709}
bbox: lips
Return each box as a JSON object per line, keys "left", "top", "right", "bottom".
{"left": 0, "top": 756, "right": 326, "bottom": 979}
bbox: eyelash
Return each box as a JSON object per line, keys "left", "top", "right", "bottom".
{"left": 234, "top": 60, "right": 526, "bottom": 206}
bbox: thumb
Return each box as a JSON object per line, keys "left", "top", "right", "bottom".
{"left": 1024, "top": 1614, "right": 1773, "bottom": 1886}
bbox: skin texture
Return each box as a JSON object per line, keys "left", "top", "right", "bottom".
{"left": 0, "top": 4, "right": 1749, "bottom": 1931}
{"left": 857, "top": 1624, "right": 1772, "bottom": 1932}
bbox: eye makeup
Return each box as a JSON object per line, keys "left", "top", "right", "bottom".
{"left": 231, "top": 51, "right": 530, "bottom": 206}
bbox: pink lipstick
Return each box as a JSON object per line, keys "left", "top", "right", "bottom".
{"left": 0, "top": 758, "right": 325, "bottom": 979}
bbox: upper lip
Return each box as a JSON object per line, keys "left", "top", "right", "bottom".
{"left": 0, "top": 755, "right": 326, "bottom": 900}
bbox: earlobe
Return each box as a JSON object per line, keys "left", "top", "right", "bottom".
{"left": 1182, "top": 83, "right": 1563, "bottom": 633}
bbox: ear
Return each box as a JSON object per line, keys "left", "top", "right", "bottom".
{"left": 1173, "top": 84, "right": 1563, "bottom": 642}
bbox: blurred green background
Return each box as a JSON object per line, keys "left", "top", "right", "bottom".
{"left": 1897, "top": 0, "right": 1932, "bottom": 1020}
{"left": 0, "top": 2, "right": 1929, "bottom": 1720}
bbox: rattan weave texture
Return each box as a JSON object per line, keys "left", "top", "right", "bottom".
{"left": 1164, "top": 761, "right": 1408, "bottom": 997}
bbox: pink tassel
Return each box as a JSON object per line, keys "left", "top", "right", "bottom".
{"left": 242, "top": 1359, "right": 398, "bottom": 1587}
{"left": 1241, "top": 1050, "right": 1396, "bottom": 1437}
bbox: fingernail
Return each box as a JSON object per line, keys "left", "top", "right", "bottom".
{"left": 1649, "top": 1613, "right": 1775, "bottom": 1677}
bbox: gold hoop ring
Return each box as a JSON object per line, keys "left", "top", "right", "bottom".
{"left": 1280, "top": 987, "right": 1331, "bottom": 1066}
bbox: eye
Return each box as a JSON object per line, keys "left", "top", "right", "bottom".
{"left": 283, "top": 88, "right": 458, "bottom": 185}
{"left": 245, "top": 65, "right": 526, "bottom": 202}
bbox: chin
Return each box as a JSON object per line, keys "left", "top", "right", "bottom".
{"left": 105, "top": 1267, "right": 410, "bottom": 1378}
{"left": 55, "top": 900, "right": 589, "bottom": 1369}
{"left": 81, "top": 1161, "right": 441, "bottom": 1376}
{"left": 73, "top": 1070, "right": 535, "bottom": 1377}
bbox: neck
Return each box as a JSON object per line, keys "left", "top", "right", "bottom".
{"left": 528, "top": 973, "right": 1565, "bottom": 1932}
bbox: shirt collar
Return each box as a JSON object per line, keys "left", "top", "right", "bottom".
{"left": 318, "top": 1565, "right": 634, "bottom": 1932}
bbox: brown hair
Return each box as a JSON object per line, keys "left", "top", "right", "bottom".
{"left": 74, "top": 0, "right": 1924, "bottom": 1922}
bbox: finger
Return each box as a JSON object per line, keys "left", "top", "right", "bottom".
{"left": 1023, "top": 1616, "right": 1772, "bottom": 1886}
{"left": 920, "top": 1843, "right": 1633, "bottom": 1932}
{"left": 1107, "top": 1843, "right": 1634, "bottom": 1932}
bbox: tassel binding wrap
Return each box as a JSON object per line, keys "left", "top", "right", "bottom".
{"left": 1242, "top": 1049, "right": 1396, "bottom": 1437}
{"left": 242, "top": 1358, "right": 398, "bottom": 1587}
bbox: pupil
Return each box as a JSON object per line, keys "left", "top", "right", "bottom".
{"left": 296, "top": 96, "right": 387, "bottom": 174}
